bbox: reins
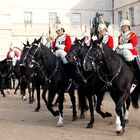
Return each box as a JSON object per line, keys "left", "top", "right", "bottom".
{"left": 96, "top": 58, "right": 122, "bottom": 86}
{"left": 25, "top": 43, "right": 59, "bottom": 84}
{"left": 32, "top": 58, "right": 59, "bottom": 83}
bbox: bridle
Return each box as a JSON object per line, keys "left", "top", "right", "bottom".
{"left": 68, "top": 40, "right": 83, "bottom": 62}
{"left": 24, "top": 42, "right": 59, "bottom": 83}
{"left": 84, "top": 44, "right": 123, "bottom": 86}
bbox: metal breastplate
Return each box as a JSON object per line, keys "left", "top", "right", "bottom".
{"left": 56, "top": 34, "right": 66, "bottom": 45}
{"left": 120, "top": 31, "right": 131, "bottom": 44}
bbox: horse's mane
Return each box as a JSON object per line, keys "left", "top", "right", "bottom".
{"left": 102, "top": 43, "right": 124, "bottom": 62}
{"left": 0, "top": 58, "right": 8, "bottom": 72}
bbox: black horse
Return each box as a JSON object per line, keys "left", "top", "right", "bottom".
{"left": 83, "top": 41, "right": 139, "bottom": 135}
{"left": 20, "top": 40, "right": 49, "bottom": 110}
{"left": 66, "top": 38, "right": 112, "bottom": 128}
{"left": 23, "top": 37, "right": 78, "bottom": 126}
{"left": 0, "top": 58, "right": 13, "bottom": 97}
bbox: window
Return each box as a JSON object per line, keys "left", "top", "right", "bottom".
{"left": 129, "top": 7, "right": 134, "bottom": 26}
{"left": 71, "top": 13, "right": 81, "bottom": 25}
{"left": 24, "top": 12, "right": 32, "bottom": 25}
{"left": 49, "top": 12, "right": 57, "bottom": 25}
{"left": 118, "top": 11, "right": 122, "bottom": 25}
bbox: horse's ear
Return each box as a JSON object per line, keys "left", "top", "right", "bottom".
{"left": 36, "top": 36, "right": 42, "bottom": 44}
{"left": 22, "top": 42, "right": 26, "bottom": 46}
{"left": 33, "top": 38, "right": 37, "bottom": 43}
{"left": 27, "top": 40, "right": 30, "bottom": 46}
{"left": 80, "top": 37, "right": 86, "bottom": 43}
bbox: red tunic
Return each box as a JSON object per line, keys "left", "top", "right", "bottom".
{"left": 107, "top": 36, "right": 114, "bottom": 49}
{"left": 118, "top": 31, "right": 138, "bottom": 55}
{"left": 52, "top": 34, "right": 72, "bottom": 53}
{"left": 7, "top": 51, "right": 19, "bottom": 58}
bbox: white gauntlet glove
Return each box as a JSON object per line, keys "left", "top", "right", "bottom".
{"left": 118, "top": 45, "right": 123, "bottom": 49}
{"left": 118, "top": 43, "right": 133, "bottom": 50}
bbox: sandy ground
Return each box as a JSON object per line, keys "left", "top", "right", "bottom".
{"left": 0, "top": 89, "right": 140, "bottom": 140}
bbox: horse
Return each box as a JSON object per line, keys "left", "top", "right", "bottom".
{"left": 66, "top": 38, "right": 112, "bottom": 128}
{"left": 20, "top": 40, "right": 49, "bottom": 110}
{"left": 23, "top": 37, "right": 78, "bottom": 126}
{"left": 83, "top": 41, "right": 139, "bottom": 135}
{"left": 0, "top": 58, "right": 13, "bottom": 97}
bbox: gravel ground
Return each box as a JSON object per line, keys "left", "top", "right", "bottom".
{"left": 0, "top": 90, "right": 140, "bottom": 140}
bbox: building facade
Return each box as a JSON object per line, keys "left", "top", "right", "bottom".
{"left": 0, "top": 0, "right": 112, "bottom": 59}
{"left": 113, "top": 0, "right": 140, "bottom": 53}
{"left": 0, "top": 0, "right": 140, "bottom": 58}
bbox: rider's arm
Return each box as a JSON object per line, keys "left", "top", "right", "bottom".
{"left": 64, "top": 35, "right": 72, "bottom": 53}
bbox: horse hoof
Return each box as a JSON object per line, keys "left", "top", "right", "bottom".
{"left": 3, "top": 95, "right": 6, "bottom": 97}
{"left": 105, "top": 112, "right": 112, "bottom": 117}
{"left": 116, "top": 128, "right": 125, "bottom": 136}
{"left": 86, "top": 123, "right": 93, "bottom": 128}
{"left": 32, "top": 99, "right": 35, "bottom": 102}
{"left": 56, "top": 123, "right": 63, "bottom": 127}
{"left": 34, "top": 108, "right": 40, "bottom": 112}
{"left": 54, "top": 111, "right": 59, "bottom": 116}
{"left": 29, "top": 101, "right": 33, "bottom": 104}
{"left": 80, "top": 114, "right": 85, "bottom": 119}
{"left": 22, "top": 96, "right": 26, "bottom": 101}
{"left": 124, "top": 119, "right": 129, "bottom": 123}
{"left": 72, "top": 116, "right": 78, "bottom": 121}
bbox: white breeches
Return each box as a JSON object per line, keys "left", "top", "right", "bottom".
{"left": 117, "top": 49, "right": 136, "bottom": 61}
{"left": 55, "top": 50, "right": 68, "bottom": 64}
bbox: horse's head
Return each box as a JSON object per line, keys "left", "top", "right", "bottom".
{"left": 20, "top": 40, "right": 30, "bottom": 66}
{"left": 24, "top": 37, "right": 42, "bottom": 68}
{"left": 5, "top": 57, "right": 13, "bottom": 74}
{"left": 66, "top": 37, "right": 86, "bottom": 63}
{"left": 83, "top": 42, "right": 104, "bottom": 71}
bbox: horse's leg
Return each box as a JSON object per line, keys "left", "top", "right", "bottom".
{"left": 110, "top": 90, "right": 130, "bottom": 135}
{"left": 56, "top": 91, "right": 64, "bottom": 127}
{"left": 20, "top": 80, "right": 27, "bottom": 101}
{"left": 124, "top": 96, "right": 131, "bottom": 123}
{"left": 95, "top": 91, "right": 112, "bottom": 118}
{"left": 31, "top": 83, "right": 35, "bottom": 102}
{"left": 78, "top": 86, "right": 86, "bottom": 119}
{"left": 43, "top": 89, "right": 59, "bottom": 116}
{"left": 52, "top": 95, "right": 59, "bottom": 107}
{"left": 14, "top": 80, "right": 20, "bottom": 94}
{"left": 86, "top": 92, "right": 94, "bottom": 128}
{"left": 11, "top": 73, "right": 15, "bottom": 89}
{"left": 27, "top": 83, "right": 32, "bottom": 104}
{"left": 12, "top": 76, "right": 15, "bottom": 89}
{"left": 1, "top": 89, "right": 6, "bottom": 97}
{"left": 68, "top": 87, "right": 77, "bottom": 121}
{"left": 34, "top": 85, "right": 41, "bottom": 112}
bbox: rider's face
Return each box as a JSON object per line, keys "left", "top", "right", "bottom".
{"left": 56, "top": 29, "right": 64, "bottom": 36}
{"left": 121, "top": 25, "right": 130, "bottom": 33}
{"left": 99, "top": 29, "right": 106, "bottom": 36}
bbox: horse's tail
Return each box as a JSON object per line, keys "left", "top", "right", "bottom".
{"left": 131, "top": 88, "right": 139, "bottom": 109}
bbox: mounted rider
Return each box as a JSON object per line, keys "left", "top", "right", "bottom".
{"left": 7, "top": 46, "right": 20, "bottom": 66}
{"left": 52, "top": 24, "right": 72, "bottom": 64}
{"left": 98, "top": 23, "right": 114, "bottom": 49}
{"left": 116, "top": 19, "right": 140, "bottom": 77}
